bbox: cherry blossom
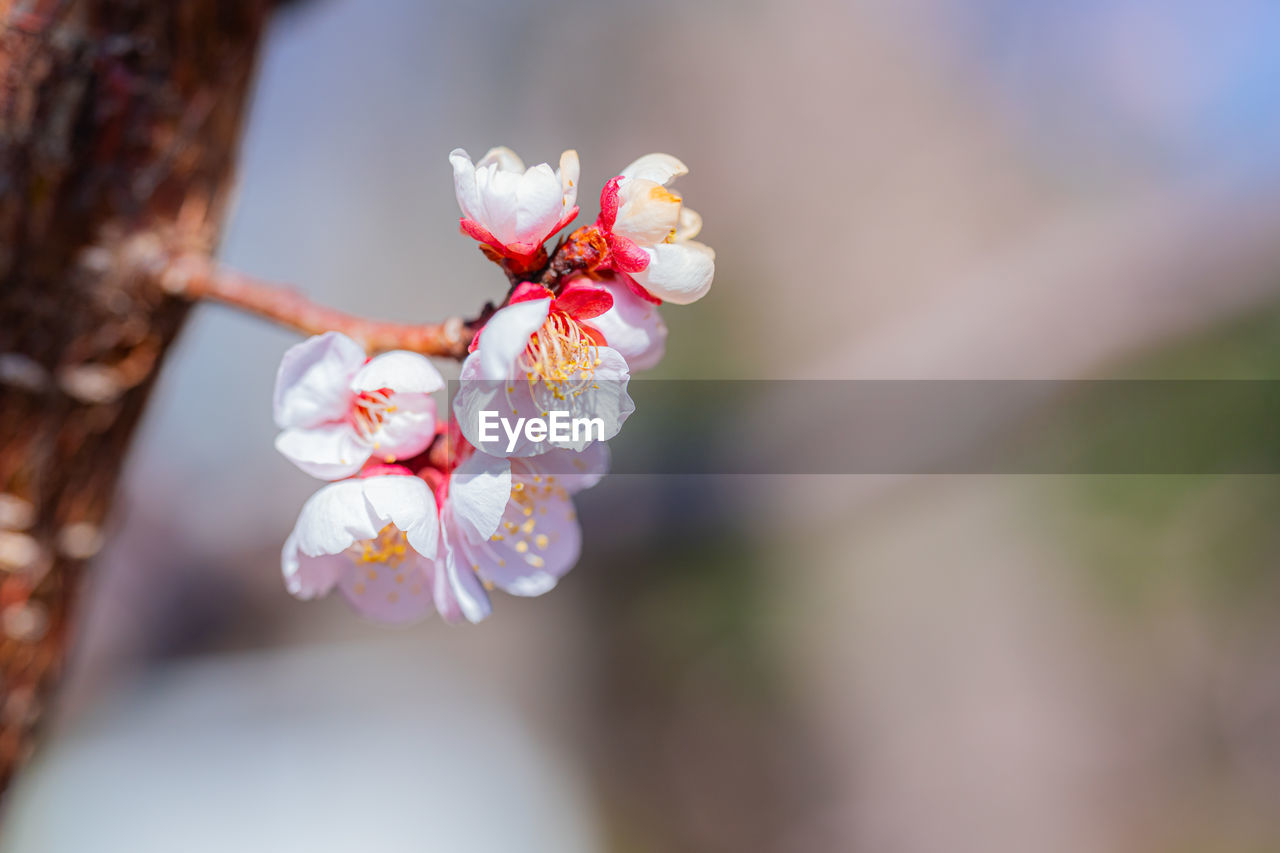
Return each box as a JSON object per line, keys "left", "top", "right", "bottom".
{"left": 273, "top": 332, "right": 443, "bottom": 480}
{"left": 263, "top": 144, "right": 714, "bottom": 627}
{"left": 434, "top": 444, "right": 609, "bottom": 623}
{"left": 453, "top": 281, "right": 634, "bottom": 456}
{"left": 281, "top": 468, "right": 440, "bottom": 623}
{"left": 450, "top": 146, "right": 580, "bottom": 265}
{"left": 596, "top": 153, "right": 715, "bottom": 305}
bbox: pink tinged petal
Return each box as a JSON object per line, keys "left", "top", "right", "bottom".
{"left": 558, "top": 149, "right": 580, "bottom": 212}
{"left": 352, "top": 350, "right": 445, "bottom": 395}
{"left": 420, "top": 533, "right": 465, "bottom": 623}
{"left": 439, "top": 522, "right": 493, "bottom": 623}
{"left": 282, "top": 475, "right": 438, "bottom": 617}
{"left": 513, "top": 442, "right": 610, "bottom": 494}
{"left": 529, "top": 346, "right": 633, "bottom": 455}
{"left": 349, "top": 356, "right": 439, "bottom": 462}
{"left": 454, "top": 354, "right": 540, "bottom": 456}
{"left": 619, "top": 153, "right": 688, "bottom": 186}
{"left": 463, "top": 344, "right": 632, "bottom": 458}
{"left": 448, "top": 452, "right": 513, "bottom": 542}
{"left": 465, "top": 489, "right": 582, "bottom": 597}
{"left": 613, "top": 177, "right": 683, "bottom": 247}
{"left": 476, "top": 298, "right": 552, "bottom": 380}
{"left": 338, "top": 555, "right": 435, "bottom": 624}
{"left": 584, "top": 277, "right": 667, "bottom": 371}
{"left": 476, "top": 146, "right": 525, "bottom": 172}
{"left": 272, "top": 332, "right": 366, "bottom": 429}
{"left": 360, "top": 474, "right": 439, "bottom": 559}
{"left": 275, "top": 423, "right": 369, "bottom": 480}
{"left": 448, "top": 552, "right": 494, "bottom": 623}
{"left": 281, "top": 533, "right": 348, "bottom": 600}
{"left": 366, "top": 396, "right": 436, "bottom": 462}
{"left": 629, "top": 241, "right": 715, "bottom": 305}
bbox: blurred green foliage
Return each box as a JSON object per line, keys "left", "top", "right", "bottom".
{"left": 1044, "top": 299, "right": 1280, "bottom": 610}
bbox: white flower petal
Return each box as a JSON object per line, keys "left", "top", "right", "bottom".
{"left": 427, "top": 536, "right": 465, "bottom": 623}
{"left": 290, "top": 479, "right": 383, "bottom": 559}
{"left": 558, "top": 149, "right": 580, "bottom": 211}
{"left": 459, "top": 489, "right": 581, "bottom": 597}
{"left": 439, "top": 524, "right": 494, "bottom": 623}
{"left": 489, "top": 346, "right": 633, "bottom": 457}
{"left": 275, "top": 423, "right": 368, "bottom": 480}
{"left": 476, "top": 165, "right": 523, "bottom": 245}
{"left": 629, "top": 241, "right": 715, "bottom": 305}
{"left": 352, "top": 351, "right": 444, "bottom": 395}
{"left": 477, "top": 146, "right": 525, "bottom": 172}
{"left": 368, "top": 397, "right": 436, "bottom": 462}
{"left": 449, "top": 452, "right": 512, "bottom": 543}
{"left": 273, "top": 332, "right": 365, "bottom": 429}
{"left": 613, "top": 178, "right": 682, "bottom": 247}
{"left": 361, "top": 474, "right": 439, "bottom": 559}
{"left": 449, "top": 148, "right": 483, "bottom": 224}
{"left": 338, "top": 555, "right": 435, "bottom": 623}
{"left": 281, "top": 533, "right": 348, "bottom": 600}
{"left": 619, "top": 153, "right": 688, "bottom": 186}
{"left": 453, "top": 356, "right": 540, "bottom": 457}
{"left": 675, "top": 205, "right": 702, "bottom": 241}
{"left": 455, "top": 146, "right": 574, "bottom": 249}
{"left": 282, "top": 476, "right": 439, "bottom": 620}
{"left": 513, "top": 163, "right": 564, "bottom": 247}
{"left": 514, "top": 443, "right": 610, "bottom": 494}
{"left": 476, "top": 298, "right": 552, "bottom": 381}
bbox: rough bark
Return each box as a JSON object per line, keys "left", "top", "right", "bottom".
{"left": 0, "top": 0, "right": 269, "bottom": 797}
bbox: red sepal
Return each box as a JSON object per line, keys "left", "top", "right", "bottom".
{"left": 459, "top": 218, "right": 504, "bottom": 254}
{"left": 580, "top": 322, "right": 609, "bottom": 347}
{"left": 604, "top": 233, "right": 649, "bottom": 274}
{"left": 597, "top": 177, "right": 622, "bottom": 231}
{"left": 553, "top": 279, "right": 614, "bottom": 320}
{"left": 357, "top": 462, "right": 415, "bottom": 479}
{"left": 509, "top": 282, "right": 555, "bottom": 304}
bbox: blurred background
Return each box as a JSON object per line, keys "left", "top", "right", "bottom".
{"left": 7, "top": 0, "right": 1280, "bottom": 849}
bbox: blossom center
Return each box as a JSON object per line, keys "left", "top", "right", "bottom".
{"left": 351, "top": 388, "right": 397, "bottom": 440}
{"left": 349, "top": 524, "right": 410, "bottom": 566}
{"left": 487, "top": 477, "right": 572, "bottom": 570}
{"left": 521, "top": 312, "right": 602, "bottom": 398}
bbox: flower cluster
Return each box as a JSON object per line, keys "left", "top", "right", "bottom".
{"left": 274, "top": 148, "right": 714, "bottom": 623}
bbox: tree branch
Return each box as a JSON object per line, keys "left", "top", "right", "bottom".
{"left": 162, "top": 254, "right": 477, "bottom": 359}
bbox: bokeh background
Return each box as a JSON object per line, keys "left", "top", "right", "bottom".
{"left": 7, "top": 0, "right": 1280, "bottom": 849}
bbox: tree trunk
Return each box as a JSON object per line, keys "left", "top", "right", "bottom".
{"left": 0, "top": 0, "right": 270, "bottom": 797}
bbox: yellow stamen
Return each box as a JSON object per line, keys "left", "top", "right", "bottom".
{"left": 350, "top": 524, "right": 410, "bottom": 566}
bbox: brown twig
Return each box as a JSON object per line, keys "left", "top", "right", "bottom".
{"left": 537, "top": 224, "right": 608, "bottom": 288}
{"left": 161, "top": 254, "right": 476, "bottom": 359}
{"left": 160, "top": 221, "right": 611, "bottom": 358}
